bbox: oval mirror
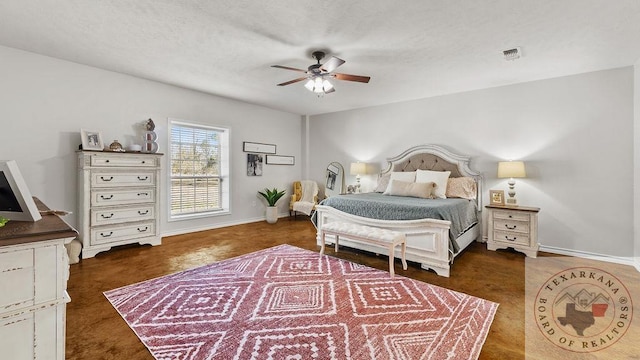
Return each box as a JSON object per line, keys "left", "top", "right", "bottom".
{"left": 324, "top": 162, "right": 345, "bottom": 197}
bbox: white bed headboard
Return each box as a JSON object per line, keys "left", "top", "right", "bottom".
{"left": 381, "top": 144, "right": 484, "bottom": 207}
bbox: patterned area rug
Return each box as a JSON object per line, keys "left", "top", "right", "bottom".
{"left": 104, "top": 245, "right": 498, "bottom": 359}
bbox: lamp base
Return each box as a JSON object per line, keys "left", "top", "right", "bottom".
{"left": 506, "top": 198, "right": 517, "bottom": 205}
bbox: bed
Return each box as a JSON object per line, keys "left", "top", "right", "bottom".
{"left": 313, "top": 144, "right": 483, "bottom": 277}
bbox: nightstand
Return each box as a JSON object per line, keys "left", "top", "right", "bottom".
{"left": 486, "top": 204, "right": 540, "bottom": 257}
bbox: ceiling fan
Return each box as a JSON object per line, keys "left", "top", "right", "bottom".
{"left": 272, "top": 51, "right": 370, "bottom": 94}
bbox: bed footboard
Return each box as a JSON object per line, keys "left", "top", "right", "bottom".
{"left": 314, "top": 205, "right": 454, "bottom": 277}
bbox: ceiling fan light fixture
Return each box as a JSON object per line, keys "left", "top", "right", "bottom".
{"left": 322, "top": 79, "right": 334, "bottom": 92}
{"left": 273, "top": 51, "right": 370, "bottom": 95}
{"left": 305, "top": 77, "right": 333, "bottom": 94}
{"left": 304, "top": 79, "right": 315, "bottom": 91}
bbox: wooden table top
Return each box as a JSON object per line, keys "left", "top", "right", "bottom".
{"left": 0, "top": 198, "right": 77, "bottom": 247}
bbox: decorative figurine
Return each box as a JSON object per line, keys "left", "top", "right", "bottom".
{"left": 143, "top": 118, "right": 158, "bottom": 153}
{"left": 145, "top": 118, "right": 155, "bottom": 131}
{"left": 109, "top": 140, "right": 125, "bottom": 152}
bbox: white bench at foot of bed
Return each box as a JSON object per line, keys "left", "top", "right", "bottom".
{"left": 315, "top": 205, "right": 467, "bottom": 277}
{"left": 320, "top": 221, "right": 408, "bottom": 277}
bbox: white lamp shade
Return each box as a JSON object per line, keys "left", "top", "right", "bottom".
{"left": 497, "top": 161, "right": 526, "bottom": 178}
{"left": 350, "top": 162, "right": 366, "bottom": 175}
{"left": 304, "top": 79, "right": 315, "bottom": 91}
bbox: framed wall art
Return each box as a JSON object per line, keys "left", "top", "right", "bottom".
{"left": 243, "top": 141, "right": 276, "bottom": 154}
{"left": 266, "top": 155, "right": 295, "bottom": 165}
{"left": 81, "top": 129, "right": 104, "bottom": 151}
{"left": 489, "top": 189, "right": 505, "bottom": 206}
{"left": 247, "top": 153, "right": 263, "bottom": 176}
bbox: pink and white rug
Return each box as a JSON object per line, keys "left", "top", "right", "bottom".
{"left": 104, "top": 244, "right": 498, "bottom": 359}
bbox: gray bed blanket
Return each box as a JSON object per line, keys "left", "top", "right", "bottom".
{"left": 313, "top": 193, "right": 478, "bottom": 252}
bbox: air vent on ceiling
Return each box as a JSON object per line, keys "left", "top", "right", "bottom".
{"left": 502, "top": 47, "right": 522, "bottom": 61}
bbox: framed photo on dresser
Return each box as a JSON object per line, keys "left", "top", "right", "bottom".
{"left": 81, "top": 129, "right": 104, "bottom": 151}
{"left": 0, "top": 160, "right": 41, "bottom": 222}
{"left": 489, "top": 190, "right": 505, "bottom": 206}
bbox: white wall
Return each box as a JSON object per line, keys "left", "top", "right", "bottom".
{"left": 0, "top": 46, "right": 302, "bottom": 236}
{"left": 308, "top": 67, "right": 634, "bottom": 258}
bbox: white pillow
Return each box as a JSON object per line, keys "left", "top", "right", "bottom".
{"left": 415, "top": 169, "right": 451, "bottom": 199}
{"left": 383, "top": 180, "right": 434, "bottom": 199}
{"left": 373, "top": 174, "right": 390, "bottom": 193}
{"left": 384, "top": 171, "right": 416, "bottom": 193}
{"left": 446, "top": 177, "right": 477, "bottom": 200}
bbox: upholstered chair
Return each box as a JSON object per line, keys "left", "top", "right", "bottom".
{"left": 289, "top": 180, "right": 319, "bottom": 218}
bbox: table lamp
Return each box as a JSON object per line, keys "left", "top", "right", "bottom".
{"left": 497, "top": 161, "right": 526, "bottom": 205}
{"left": 350, "top": 162, "right": 366, "bottom": 193}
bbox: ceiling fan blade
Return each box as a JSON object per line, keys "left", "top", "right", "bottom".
{"left": 334, "top": 73, "right": 371, "bottom": 83}
{"left": 321, "top": 56, "right": 345, "bottom": 73}
{"left": 277, "top": 77, "right": 308, "bottom": 86}
{"left": 271, "top": 65, "right": 308, "bottom": 73}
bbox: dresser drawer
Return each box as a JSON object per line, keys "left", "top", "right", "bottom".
{"left": 0, "top": 244, "right": 60, "bottom": 310}
{"left": 0, "top": 248, "right": 34, "bottom": 310}
{"left": 91, "top": 205, "right": 155, "bottom": 226}
{"left": 493, "top": 210, "right": 530, "bottom": 222}
{"left": 91, "top": 172, "right": 155, "bottom": 188}
{"left": 0, "top": 302, "right": 66, "bottom": 360}
{"left": 91, "top": 222, "right": 156, "bottom": 245}
{"left": 91, "top": 188, "right": 155, "bottom": 206}
{"left": 493, "top": 230, "right": 530, "bottom": 246}
{"left": 493, "top": 219, "right": 530, "bottom": 234}
{"left": 90, "top": 154, "right": 158, "bottom": 167}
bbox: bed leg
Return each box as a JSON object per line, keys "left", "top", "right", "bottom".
{"left": 320, "top": 232, "right": 326, "bottom": 256}
{"left": 388, "top": 244, "right": 395, "bottom": 278}
{"left": 401, "top": 242, "right": 408, "bottom": 270}
{"left": 421, "top": 263, "right": 451, "bottom": 278}
{"left": 334, "top": 235, "right": 339, "bottom": 253}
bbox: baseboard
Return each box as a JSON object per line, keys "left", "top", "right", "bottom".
{"left": 540, "top": 244, "right": 639, "bottom": 270}
{"left": 635, "top": 257, "right": 640, "bottom": 272}
{"left": 161, "top": 212, "right": 290, "bottom": 238}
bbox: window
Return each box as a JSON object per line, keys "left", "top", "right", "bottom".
{"left": 169, "top": 119, "right": 229, "bottom": 219}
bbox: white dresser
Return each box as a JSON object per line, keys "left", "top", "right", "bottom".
{"left": 78, "top": 151, "right": 163, "bottom": 258}
{"left": 486, "top": 204, "right": 540, "bottom": 257}
{"left": 0, "top": 198, "right": 77, "bottom": 360}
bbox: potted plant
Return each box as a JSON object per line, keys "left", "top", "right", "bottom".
{"left": 258, "top": 187, "right": 286, "bottom": 224}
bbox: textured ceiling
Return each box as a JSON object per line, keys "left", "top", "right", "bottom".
{"left": 1, "top": 1, "right": 640, "bottom": 115}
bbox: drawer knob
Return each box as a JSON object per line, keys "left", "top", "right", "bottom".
{"left": 141, "top": 160, "right": 146, "bottom": 164}
{"left": 105, "top": 160, "right": 110, "bottom": 163}
{"left": 100, "top": 176, "right": 114, "bottom": 181}
{"left": 505, "top": 224, "right": 517, "bottom": 230}
{"left": 505, "top": 235, "right": 517, "bottom": 241}
{"left": 508, "top": 215, "right": 513, "bottom": 218}
{"left": 137, "top": 176, "right": 149, "bottom": 181}
{"left": 138, "top": 210, "right": 149, "bottom": 215}
{"left": 101, "top": 213, "right": 114, "bottom": 219}
{"left": 137, "top": 192, "right": 149, "bottom": 196}
{"left": 100, "top": 231, "right": 113, "bottom": 237}
{"left": 100, "top": 195, "right": 114, "bottom": 200}
{"left": 137, "top": 227, "right": 149, "bottom": 232}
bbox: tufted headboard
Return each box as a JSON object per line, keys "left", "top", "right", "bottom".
{"left": 381, "top": 144, "right": 483, "bottom": 206}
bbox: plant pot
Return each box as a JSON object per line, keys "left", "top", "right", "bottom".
{"left": 265, "top": 206, "right": 278, "bottom": 224}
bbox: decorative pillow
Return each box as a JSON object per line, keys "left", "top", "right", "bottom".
{"left": 415, "top": 169, "right": 451, "bottom": 199}
{"left": 445, "top": 177, "right": 477, "bottom": 200}
{"left": 373, "top": 174, "right": 391, "bottom": 193}
{"left": 383, "top": 171, "right": 416, "bottom": 193}
{"left": 383, "top": 180, "right": 434, "bottom": 199}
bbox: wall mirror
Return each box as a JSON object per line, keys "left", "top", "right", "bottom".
{"left": 324, "top": 162, "right": 345, "bottom": 197}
